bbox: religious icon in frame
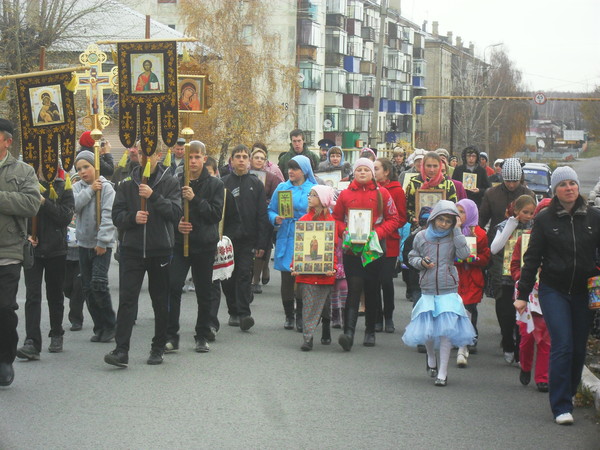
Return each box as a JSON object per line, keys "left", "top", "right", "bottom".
{"left": 29, "top": 85, "right": 64, "bottom": 126}
{"left": 293, "top": 221, "right": 335, "bottom": 274}
{"left": 178, "top": 75, "right": 206, "bottom": 113}
{"left": 348, "top": 208, "right": 372, "bottom": 244}
{"left": 415, "top": 189, "right": 446, "bottom": 216}
{"left": 278, "top": 190, "right": 294, "bottom": 219}
{"left": 131, "top": 53, "right": 165, "bottom": 94}
{"left": 463, "top": 172, "right": 477, "bottom": 191}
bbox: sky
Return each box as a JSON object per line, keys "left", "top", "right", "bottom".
{"left": 401, "top": 0, "right": 600, "bottom": 93}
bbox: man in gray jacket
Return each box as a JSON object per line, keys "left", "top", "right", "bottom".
{"left": 0, "top": 118, "right": 42, "bottom": 386}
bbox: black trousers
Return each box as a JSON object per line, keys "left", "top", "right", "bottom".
{"left": 374, "top": 257, "right": 396, "bottom": 322}
{"left": 167, "top": 248, "right": 215, "bottom": 342}
{"left": 0, "top": 264, "right": 21, "bottom": 364}
{"left": 64, "top": 259, "right": 84, "bottom": 326}
{"left": 208, "top": 280, "right": 221, "bottom": 331}
{"left": 23, "top": 255, "right": 66, "bottom": 351}
{"left": 496, "top": 284, "right": 517, "bottom": 353}
{"left": 116, "top": 253, "right": 171, "bottom": 353}
{"left": 222, "top": 241, "right": 254, "bottom": 319}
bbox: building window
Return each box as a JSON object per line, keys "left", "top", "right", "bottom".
{"left": 299, "top": 62, "right": 322, "bottom": 90}
{"left": 298, "top": 19, "right": 321, "bottom": 47}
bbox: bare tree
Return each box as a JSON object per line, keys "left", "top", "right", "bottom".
{"left": 180, "top": 0, "right": 297, "bottom": 164}
{"left": 579, "top": 88, "right": 600, "bottom": 138}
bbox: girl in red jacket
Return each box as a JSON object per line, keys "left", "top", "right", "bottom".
{"left": 455, "top": 199, "right": 490, "bottom": 367}
{"left": 373, "top": 157, "right": 407, "bottom": 333}
{"left": 332, "top": 158, "right": 400, "bottom": 351}
{"left": 291, "top": 185, "right": 337, "bottom": 351}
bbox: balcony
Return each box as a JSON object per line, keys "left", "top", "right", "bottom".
{"left": 344, "top": 55, "right": 360, "bottom": 73}
{"left": 297, "top": 0, "right": 319, "bottom": 22}
{"left": 346, "top": 19, "right": 361, "bottom": 37}
{"left": 326, "top": 13, "right": 346, "bottom": 29}
{"left": 299, "top": 61, "right": 322, "bottom": 90}
{"left": 325, "top": 53, "right": 345, "bottom": 68}
{"left": 360, "top": 61, "right": 376, "bottom": 75}
{"left": 361, "top": 26, "right": 376, "bottom": 42}
{"left": 326, "top": 0, "right": 347, "bottom": 15}
{"left": 297, "top": 19, "right": 321, "bottom": 48}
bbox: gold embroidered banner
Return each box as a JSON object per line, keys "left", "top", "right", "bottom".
{"left": 117, "top": 41, "right": 179, "bottom": 156}
{"left": 16, "top": 72, "right": 77, "bottom": 179}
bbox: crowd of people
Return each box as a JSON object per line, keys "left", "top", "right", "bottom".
{"left": 0, "top": 122, "right": 598, "bottom": 426}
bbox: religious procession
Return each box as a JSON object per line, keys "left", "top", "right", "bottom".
{"left": 0, "top": 2, "right": 599, "bottom": 441}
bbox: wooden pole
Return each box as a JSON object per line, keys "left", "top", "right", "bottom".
{"left": 0, "top": 65, "right": 87, "bottom": 82}
{"left": 181, "top": 124, "right": 194, "bottom": 257}
{"left": 31, "top": 47, "right": 48, "bottom": 241}
{"left": 90, "top": 118, "right": 103, "bottom": 230}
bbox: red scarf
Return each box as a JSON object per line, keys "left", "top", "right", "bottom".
{"left": 419, "top": 159, "right": 444, "bottom": 189}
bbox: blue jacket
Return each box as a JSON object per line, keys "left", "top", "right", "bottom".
{"left": 268, "top": 155, "right": 317, "bottom": 272}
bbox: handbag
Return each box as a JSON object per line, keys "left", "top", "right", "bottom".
{"left": 212, "top": 189, "right": 234, "bottom": 281}
{"left": 13, "top": 216, "right": 34, "bottom": 270}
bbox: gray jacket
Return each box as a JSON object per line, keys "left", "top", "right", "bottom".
{"left": 409, "top": 200, "right": 470, "bottom": 295}
{"left": 0, "top": 153, "right": 41, "bottom": 260}
{"left": 72, "top": 176, "right": 116, "bottom": 249}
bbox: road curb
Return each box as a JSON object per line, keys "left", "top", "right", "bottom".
{"left": 582, "top": 365, "right": 600, "bottom": 411}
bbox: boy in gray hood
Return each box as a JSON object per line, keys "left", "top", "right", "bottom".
{"left": 402, "top": 200, "right": 476, "bottom": 387}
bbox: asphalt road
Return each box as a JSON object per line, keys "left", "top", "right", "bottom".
{"left": 1, "top": 260, "right": 598, "bottom": 449}
{"left": 570, "top": 155, "right": 600, "bottom": 199}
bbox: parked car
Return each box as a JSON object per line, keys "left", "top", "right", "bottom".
{"left": 523, "top": 163, "right": 552, "bottom": 202}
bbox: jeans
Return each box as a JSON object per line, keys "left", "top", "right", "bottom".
{"left": 23, "top": 255, "right": 66, "bottom": 351}
{"left": 0, "top": 264, "right": 21, "bottom": 364}
{"left": 116, "top": 253, "right": 171, "bottom": 353}
{"left": 538, "top": 283, "right": 592, "bottom": 417}
{"left": 222, "top": 241, "right": 254, "bottom": 319}
{"left": 167, "top": 248, "right": 215, "bottom": 342}
{"left": 64, "top": 259, "right": 84, "bottom": 326}
{"left": 79, "top": 247, "right": 115, "bottom": 335}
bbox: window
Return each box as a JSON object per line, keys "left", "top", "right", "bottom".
{"left": 298, "top": 104, "right": 316, "bottom": 132}
{"left": 326, "top": 28, "right": 347, "bottom": 54}
{"left": 326, "top": 0, "right": 347, "bottom": 15}
{"left": 298, "top": 19, "right": 321, "bottom": 47}
{"left": 299, "top": 62, "right": 322, "bottom": 90}
{"left": 325, "top": 68, "right": 347, "bottom": 93}
{"left": 347, "top": 0, "right": 363, "bottom": 20}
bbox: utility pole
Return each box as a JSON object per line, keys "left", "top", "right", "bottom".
{"left": 369, "top": 0, "right": 387, "bottom": 148}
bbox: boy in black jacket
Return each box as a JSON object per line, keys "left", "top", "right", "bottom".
{"left": 17, "top": 176, "right": 74, "bottom": 359}
{"left": 165, "top": 141, "right": 224, "bottom": 354}
{"left": 106, "top": 149, "right": 182, "bottom": 368}
{"left": 221, "top": 145, "right": 271, "bottom": 331}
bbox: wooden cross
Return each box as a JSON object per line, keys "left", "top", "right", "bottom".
{"left": 77, "top": 44, "right": 115, "bottom": 130}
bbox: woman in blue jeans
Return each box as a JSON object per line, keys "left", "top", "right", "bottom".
{"left": 516, "top": 167, "right": 600, "bottom": 425}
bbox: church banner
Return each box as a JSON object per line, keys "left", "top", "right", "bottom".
{"left": 16, "top": 72, "right": 77, "bottom": 179}
{"left": 117, "top": 41, "right": 179, "bottom": 156}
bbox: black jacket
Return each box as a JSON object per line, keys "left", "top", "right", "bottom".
{"left": 112, "top": 164, "right": 182, "bottom": 258}
{"left": 28, "top": 179, "right": 74, "bottom": 259}
{"left": 517, "top": 196, "right": 600, "bottom": 299}
{"left": 452, "top": 164, "right": 490, "bottom": 207}
{"left": 174, "top": 167, "right": 224, "bottom": 252}
{"left": 221, "top": 171, "right": 270, "bottom": 250}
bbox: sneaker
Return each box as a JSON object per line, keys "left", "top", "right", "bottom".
{"left": 228, "top": 315, "right": 239, "bottom": 327}
{"left": 147, "top": 348, "right": 164, "bottom": 365}
{"left": 48, "top": 336, "right": 63, "bottom": 353}
{"left": 104, "top": 350, "right": 128, "bottom": 368}
{"left": 457, "top": 354, "right": 467, "bottom": 368}
{"left": 519, "top": 369, "right": 531, "bottom": 386}
{"left": 503, "top": 352, "right": 515, "bottom": 364}
{"left": 536, "top": 382, "right": 549, "bottom": 392}
{"left": 16, "top": 340, "right": 40, "bottom": 361}
{"left": 207, "top": 327, "right": 218, "bottom": 342}
{"left": 100, "top": 328, "right": 116, "bottom": 343}
{"left": 239, "top": 316, "right": 255, "bottom": 331}
{"left": 555, "top": 412, "right": 574, "bottom": 425}
{"left": 70, "top": 323, "right": 82, "bottom": 332}
{"left": 164, "top": 340, "right": 179, "bottom": 353}
{"left": 195, "top": 337, "right": 210, "bottom": 353}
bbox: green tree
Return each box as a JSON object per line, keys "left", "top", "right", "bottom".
{"left": 180, "top": 0, "right": 296, "bottom": 164}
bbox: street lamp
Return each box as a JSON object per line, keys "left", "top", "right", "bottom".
{"left": 483, "top": 43, "right": 503, "bottom": 157}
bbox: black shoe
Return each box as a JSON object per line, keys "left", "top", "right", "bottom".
{"left": 70, "top": 323, "right": 82, "bottom": 332}
{"left": 100, "top": 328, "right": 115, "bottom": 343}
{"left": 252, "top": 284, "right": 262, "bottom": 294}
{"left": 206, "top": 327, "right": 217, "bottom": 342}
{"left": 90, "top": 332, "right": 102, "bottom": 343}
{"left": 239, "top": 315, "right": 255, "bottom": 331}
{"left": 48, "top": 336, "right": 63, "bottom": 353}
{"left": 195, "top": 337, "right": 210, "bottom": 353}
{"left": 374, "top": 322, "right": 383, "bottom": 333}
{"left": 295, "top": 317, "right": 303, "bottom": 333}
{"left": 16, "top": 340, "right": 40, "bottom": 361}
{"left": 0, "top": 362, "right": 14, "bottom": 386}
{"left": 519, "top": 369, "right": 531, "bottom": 386}
{"left": 301, "top": 337, "right": 313, "bottom": 351}
{"left": 261, "top": 276, "right": 270, "bottom": 285}
{"left": 104, "top": 350, "right": 128, "bottom": 368}
{"left": 164, "top": 339, "right": 179, "bottom": 353}
{"left": 384, "top": 318, "right": 395, "bottom": 333}
{"left": 434, "top": 377, "right": 447, "bottom": 387}
{"left": 147, "top": 348, "right": 164, "bottom": 365}
{"left": 228, "top": 315, "right": 239, "bottom": 327}
{"left": 363, "top": 332, "right": 376, "bottom": 347}
{"left": 338, "top": 333, "right": 353, "bottom": 352}
{"left": 321, "top": 319, "right": 331, "bottom": 345}
{"left": 284, "top": 316, "right": 294, "bottom": 330}
{"left": 536, "top": 382, "right": 549, "bottom": 392}
{"left": 427, "top": 355, "right": 438, "bottom": 378}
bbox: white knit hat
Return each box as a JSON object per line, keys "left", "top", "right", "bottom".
{"left": 501, "top": 158, "right": 523, "bottom": 181}
{"left": 551, "top": 166, "right": 579, "bottom": 193}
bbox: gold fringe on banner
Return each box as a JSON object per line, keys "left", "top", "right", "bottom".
{"left": 65, "top": 72, "right": 78, "bottom": 92}
{"left": 64, "top": 173, "right": 72, "bottom": 190}
{"left": 118, "top": 151, "right": 128, "bottom": 168}
{"left": 39, "top": 183, "right": 47, "bottom": 194}
{"left": 0, "top": 85, "right": 8, "bottom": 101}
{"left": 49, "top": 182, "right": 58, "bottom": 200}
{"left": 163, "top": 148, "right": 172, "bottom": 168}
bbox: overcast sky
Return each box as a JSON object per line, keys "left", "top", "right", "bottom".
{"left": 402, "top": 0, "right": 599, "bottom": 93}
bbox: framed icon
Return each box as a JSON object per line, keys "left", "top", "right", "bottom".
{"left": 131, "top": 53, "right": 165, "bottom": 94}
{"left": 177, "top": 75, "right": 206, "bottom": 113}
{"left": 293, "top": 221, "right": 335, "bottom": 274}
{"left": 348, "top": 208, "right": 372, "bottom": 244}
{"left": 465, "top": 236, "right": 477, "bottom": 257}
{"left": 520, "top": 232, "right": 531, "bottom": 266}
{"left": 278, "top": 190, "right": 294, "bottom": 219}
{"left": 503, "top": 231, "right": 522, "bottom": 276}
{"left": 415, "top": 189, "right": 446, "bottom": 216}
{"left": 318, "top": 170, "right": 342, "bottom": 189}
{"left": 463, "top": 172, "right": 477, "bottom": 191}
{"left": 29, "top": 85, "right": 64, "bottom": 126}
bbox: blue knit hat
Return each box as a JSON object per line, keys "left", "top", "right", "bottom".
{"left": 550, "top": 166, "right": 579, "bottom": 193}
